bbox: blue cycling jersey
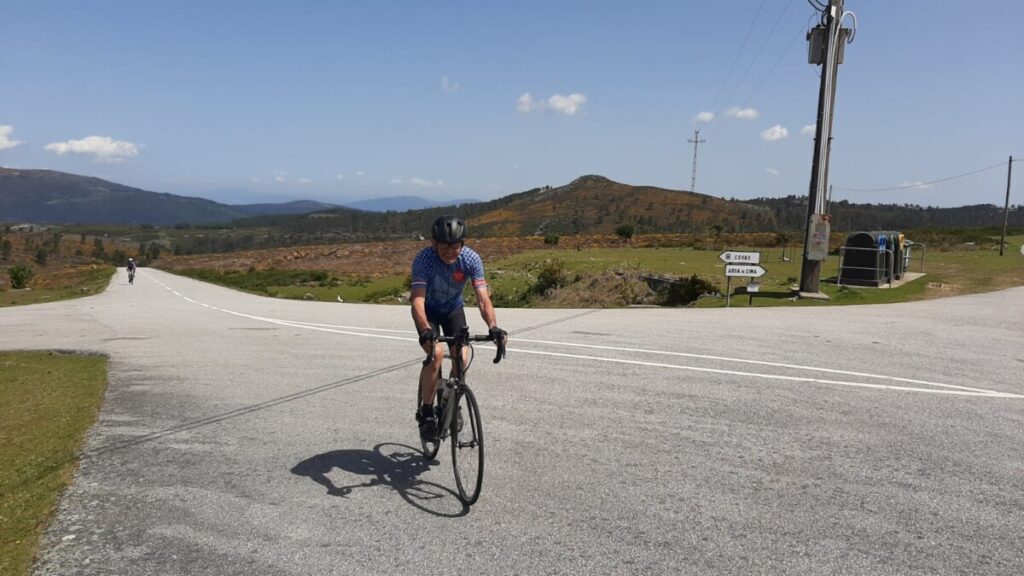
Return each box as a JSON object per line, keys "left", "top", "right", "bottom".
{"left": 411, "top": 246, "right": 486, "bottom": 318}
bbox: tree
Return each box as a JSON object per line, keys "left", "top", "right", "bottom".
{"left": 35, "top": 249, "right": 48, "bottom": 265}
{"left": 615, "top": 223, "right": 635, "bottom": 242}
{"left": 1, "top": 238, "right": 11, "bottom": 261}
{"left": 710, "top": 224, "right": 724, "bottom": 249}
{"left": 9, "top": 265, "right": 33, "bottom": 289}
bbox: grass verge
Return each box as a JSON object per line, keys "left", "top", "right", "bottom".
{"left": 0, "top": 266, "right": 115, "bottom": 308}
{"left": 0, "top": 351, "right": 108, "bottom": 576}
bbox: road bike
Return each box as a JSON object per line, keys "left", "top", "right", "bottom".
{"left": 128, "top": 269, "right": 135, "bottom": 285}
{"left": 418, "top": 328, "right": 505, "bottom": 505}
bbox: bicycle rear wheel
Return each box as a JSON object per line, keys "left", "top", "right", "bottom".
{"left": 451, "top": 385, "right": 484, "bottom": 505}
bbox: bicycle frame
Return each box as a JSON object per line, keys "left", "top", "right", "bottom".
{"left": 428, "top": 329, "right": 499, "bottom": 439}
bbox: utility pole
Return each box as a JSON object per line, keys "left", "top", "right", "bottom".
{"left": 1000, "top": 155, "right": 1013, "bottom": 256}
{"left": 799, "top": 0, "right": 852, "bottom": 297}
{"left": 688, "top": 129, "right": 705, "bottom": 193}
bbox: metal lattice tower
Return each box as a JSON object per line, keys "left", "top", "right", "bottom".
{"left": 688, "top": 129, "right": 706, "bottom": 193}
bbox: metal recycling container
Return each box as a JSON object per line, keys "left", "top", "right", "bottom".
{"left": 840, "top": 231, "right": 901, "bottom": 286}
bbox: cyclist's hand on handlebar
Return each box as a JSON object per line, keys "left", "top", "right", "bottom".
{"left": 419, "top": 328, "right": 437, "bottom": 357}
{"left": 488, "top": 326, "right": 508, "bottom": 363}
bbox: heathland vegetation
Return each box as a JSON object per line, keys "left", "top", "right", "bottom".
{"left": 2, "top": 172, "right": 1021, "bottom": 309}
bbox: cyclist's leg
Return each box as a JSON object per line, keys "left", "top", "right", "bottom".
{"left": 418, "top": 321, "right": 443, "bottom": 406}
{"left": 440, "top": 307, "right": 470, "bottom": 380}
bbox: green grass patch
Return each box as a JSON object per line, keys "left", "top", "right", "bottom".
{"left": 171, "top": 234, "right": 1024, "bottom": 308}
{"left": 0, "top": 351, "right": 108, "bottom": 576}
{"left": 0, "top": 266, "right": 115, "bottom": 308}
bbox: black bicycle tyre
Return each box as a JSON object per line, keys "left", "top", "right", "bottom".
{"left": 451, "top": 385, "right": 484, "bottom": 505}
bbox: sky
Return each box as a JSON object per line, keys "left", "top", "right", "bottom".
{"left": 1, "top": 1, "right": 1021, "bottom": 208}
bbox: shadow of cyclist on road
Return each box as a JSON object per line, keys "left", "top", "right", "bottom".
{"left": 291, "top": 442, "right": 469, "bottom": 517}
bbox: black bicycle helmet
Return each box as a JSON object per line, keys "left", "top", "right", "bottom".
{"left": 430, "top": 215, "right": 467, "bottom": 244}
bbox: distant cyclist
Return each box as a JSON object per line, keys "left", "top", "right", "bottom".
{"left": 127, "top": 257, "right": 136, "bottom": 285}
{"left": 411, "top": 215, "right": 507, "bottom": 439}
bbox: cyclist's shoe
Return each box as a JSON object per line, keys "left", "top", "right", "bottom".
{"left": 416, "top": 405, "right": 437, "bottom": 440}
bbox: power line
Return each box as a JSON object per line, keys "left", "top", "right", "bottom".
{"left": 833, "top": 160, "right": 1011, "bottom": 192}
{"left": 715, "top": 0, "right": 796, "bottom": 117}
{"left": 707, "top": 0, "right": 767, "bottom": 115}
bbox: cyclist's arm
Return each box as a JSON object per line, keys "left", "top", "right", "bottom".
{"left": 410, "top": 287, "right": 430, "bottom": 333}
{"left": 473, "top": 284, "right": 497, "bottom": 330}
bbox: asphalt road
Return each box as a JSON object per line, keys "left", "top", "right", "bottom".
{"left": 3, "top": 268, "right": 1023, "bottom": 575}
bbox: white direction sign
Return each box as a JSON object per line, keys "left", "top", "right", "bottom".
{"left": 719, "top": 251, "right": 761, "bottom": 264}
{"left": 725, "top": 264, "right": 767, "bottom": 278}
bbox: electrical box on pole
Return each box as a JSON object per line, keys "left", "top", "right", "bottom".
{"left": 806, "top": 214, "right": 831, "bottom": 261}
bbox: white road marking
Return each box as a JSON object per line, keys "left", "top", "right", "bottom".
{"left": 148, "top": 276, "right": 1023, "bottom": 399}
{"left": 509, "top": 338, "right": 999, "bottom": 395}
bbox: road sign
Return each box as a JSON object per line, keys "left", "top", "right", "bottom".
{"left": 719, "top": 251, "right": 760, "bottom": 264}
{"left": 746, "top": 281, "right": 760, "bottom": 293}
{"left": 725, "top": 264, "right": 767, "bottom": 278}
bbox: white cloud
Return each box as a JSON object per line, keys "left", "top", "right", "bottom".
{"left": 517, "top": 92, "right": 588, "bottom": 115}
{"left": 801, "top": 124, "right": 816, "bottom": 135}
{"left": 760, "top": 125, "right": 789, "bottom": 141}
{"left": 44, "top": 135, "right": 139, "bottom": 162}
{"left": 547, "top": 93, "right": 587, "bottom": 116}
{"left": 0, "top": 125, "right": 24, "bottom": 150}
{"left": 336, "top": 174, "right": 344, "bottom": 180}
{"left": 442, "top": 75, "right": 459, "bottom": 93}
{"left": 765, "top": 168, "right": 780, "bottom": 176}
{"left": 356, "top": 170, "right": 365, "bottom": 176}
{"left": 693, "top": 111, "right": 715, "bottom": 123}
{"left": 517, "top": 92, "right": 538, "bottom": 113}
{"left": 390, "top": 178, "right": 403, "bottom": 184}
{"left": 274, "top": 176, "right": 286, "bottom": 183}
{"left": 411, "top": 177, "right": 444, "bottom": 188}
{"left": 726, "top": 107, "right": 759, "bottom": 119}
{"left": 250, "top": 177, "right": 261, "bottom": 183}
{"left": 297, "top": 178, "right": 312, "bottom": 184}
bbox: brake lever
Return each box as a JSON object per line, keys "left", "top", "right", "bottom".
{"left": 492, "top": 338, "right": 506, "bottom": 364}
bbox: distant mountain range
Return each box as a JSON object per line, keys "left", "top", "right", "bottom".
{"left": 2, "top": 168, "right": 1019, "bottom": 240}
{"left": 0, "top": 168, "right": 344, "bottom": 225}
{"left": 0, "top": 167, "right": 483, "bottom": 224}
{"left": 345, "top": 195, "right": 478, "bottom": 212}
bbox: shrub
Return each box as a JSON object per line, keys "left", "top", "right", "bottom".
{"left": 615, "top": 224, "right": 635, "bottom": 241}
{"left": 663, "top": 274, "right": 720, "bottom": 306}
{"left": 531, "top": 259, "right": 576, "bottom": 295}
{"left": 9, "top": 265, "right": 34, "bottom": 289}
{"left": 35, "top": 249, "right": 48, "bottom": 265}
{"left": 544, "top": 235, "right": 560, "bottom": 246}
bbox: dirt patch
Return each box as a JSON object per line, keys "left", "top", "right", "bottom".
{"left": 158, "top": 236, "right": 625, "bottom": 277}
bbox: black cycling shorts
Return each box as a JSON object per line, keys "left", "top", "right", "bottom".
{"left": 427, "top": 306, "right": 468, "bottom": 343}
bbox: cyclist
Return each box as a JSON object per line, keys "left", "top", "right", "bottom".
{"left": 411, "top": 215, "right": 507, "bottom": 439}
{"left": 127, "top": 257, "right": 137, "bottom": 284}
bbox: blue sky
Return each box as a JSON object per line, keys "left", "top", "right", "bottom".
{"left": 1, "top": 1, "right": 1021, "bottom": 207}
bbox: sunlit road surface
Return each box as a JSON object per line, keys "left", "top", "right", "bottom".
{"left": 3, "top": 268, "right": 1022, "bottom": 575}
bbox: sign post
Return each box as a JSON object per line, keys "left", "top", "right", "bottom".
{"left": 720, "top": 251, "right": 766, "bottom": 307}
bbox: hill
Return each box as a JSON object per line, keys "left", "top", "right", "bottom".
{"left": 463, "top": 175, "right": 773, "bottom": 236}
{"left": 229, "top": 175, "right": 773, "bottom": 238}
{"left": 0, "top": 168, "right": 333, "bottom": 225}
{"left": 231, "top": 200, "right": 338, "bottom": 216}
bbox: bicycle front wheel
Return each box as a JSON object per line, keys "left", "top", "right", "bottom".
{"left": 451, "top": 385, "right": 484, "bottom": 505}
